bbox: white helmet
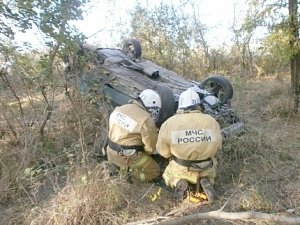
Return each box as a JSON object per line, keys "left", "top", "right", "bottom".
{"left": 178, "top": 89, "right": 200, "bottom": 109}
{"left": 139, "top": 89, "right": 162, "bottom": 121}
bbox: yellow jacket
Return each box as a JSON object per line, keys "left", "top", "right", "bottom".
{"left": 108, "top": 100, "right": 158, "bottom": 155}
{"left": 156, "top": 110, "right": 222, "bottom": 161}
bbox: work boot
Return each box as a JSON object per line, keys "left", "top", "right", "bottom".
{"left": 174, "top": 179, "right": 189, "bottom": 202}
{"left": 200, "top": 177, "right": 215, "bottom": 203}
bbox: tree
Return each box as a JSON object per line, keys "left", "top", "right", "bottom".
{"left": 289, "top": 0, "right": 300, "bottom": 112}
{"left": 242, "top": 0, "right": 300, "bottom": 112}
{"left": 231, "top": 1, "right": 256, "bottom": 76}
{"left": 0, "top": 0, "right": 89, "bottom": 144}
{"left": 129, "top": 1, "right": 209, "bottom": 79}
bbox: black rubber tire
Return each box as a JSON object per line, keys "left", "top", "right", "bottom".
{"left": 122, "top": 39, "right": 142, "bottom": 59}
{"left": 152, "top": 84, "right": 176, "bottom": 128}
{"left": 201, "top": 75, "right": 233, "bottom": 104}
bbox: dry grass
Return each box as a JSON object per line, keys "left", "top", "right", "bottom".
{"left": 25, "top": 164, "right": 175, "bottom": 225}
{"left": 27, "top": 166, "right": 123, "bottom": 225}
{"left": 0, "top": 75, "right": 299, "bottom": 225}
{"left": 216, "top": 76, "right": 300, "bottom": 215}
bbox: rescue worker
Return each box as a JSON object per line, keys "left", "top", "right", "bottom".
{"left": 156, "top": 89, "right": 222, "bottom": 203}
{"left": 106, "top": 89, "right": 162, "bottom": 182}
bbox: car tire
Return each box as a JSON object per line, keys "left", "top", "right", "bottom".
{"left": 122, "top": 39, "right": 142, "bottom": 59}
{"left": 200, "top": 75, "right": 233, "bottom": 104}
{"left": 152, "top": 84, "right": 176, "bottom": 128}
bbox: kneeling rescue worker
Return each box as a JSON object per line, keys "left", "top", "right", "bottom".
{"left": 106, "top": 89, "right": 162, "bottom": 182}
{"left": 156, "top": 89, "right": 222, "bottom": 203}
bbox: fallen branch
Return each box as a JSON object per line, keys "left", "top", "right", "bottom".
{"left": 125, "top": 216, "right": 169, "bottom": 225}
{"left": 158, "top": 210, "right": 300, "bottom": 225}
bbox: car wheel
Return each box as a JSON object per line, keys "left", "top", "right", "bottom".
{"left": 152, "top": 84, "right": 176, "bottom": 128}
{"left": 201, "top": 75, "right": 233, "bottom": 104}
{"left": 122, "top": 39, "right": 142, "bottom": 60}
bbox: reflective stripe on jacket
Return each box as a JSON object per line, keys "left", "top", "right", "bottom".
{"left": 108, "top": 100, "right": 158, "bottom": 155}
{"left": 156, "top": 110, "right": 222, "bottom": 161}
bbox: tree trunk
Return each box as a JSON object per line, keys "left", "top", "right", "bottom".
{"left": 289, "top": 0, "right": 300, "bottom": 112}
{"left": 291, "top": 54, "right": 300, "bottom": 112}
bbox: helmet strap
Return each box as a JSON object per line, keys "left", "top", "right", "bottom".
{"left": 148, "top": 107, "right": 160, "bottom": 122}
{"left": 136, "top": 97, "right": 150, "bottom": 112}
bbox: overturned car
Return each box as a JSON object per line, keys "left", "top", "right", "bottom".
{"left": 75, "top": 39, "right": 244, "bottom": 139}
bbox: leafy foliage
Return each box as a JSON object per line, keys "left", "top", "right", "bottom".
{"left": 1, "top": 0, "right": 87, "bottom": 39}
{"left": 240, "top": 0, "right": 300, "bottom": 64}
{"left": 129, "top": 1, "right": 210, "bottom": 78}
{"left": 0, "top": 2, "right": 94, "bottom": 222}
